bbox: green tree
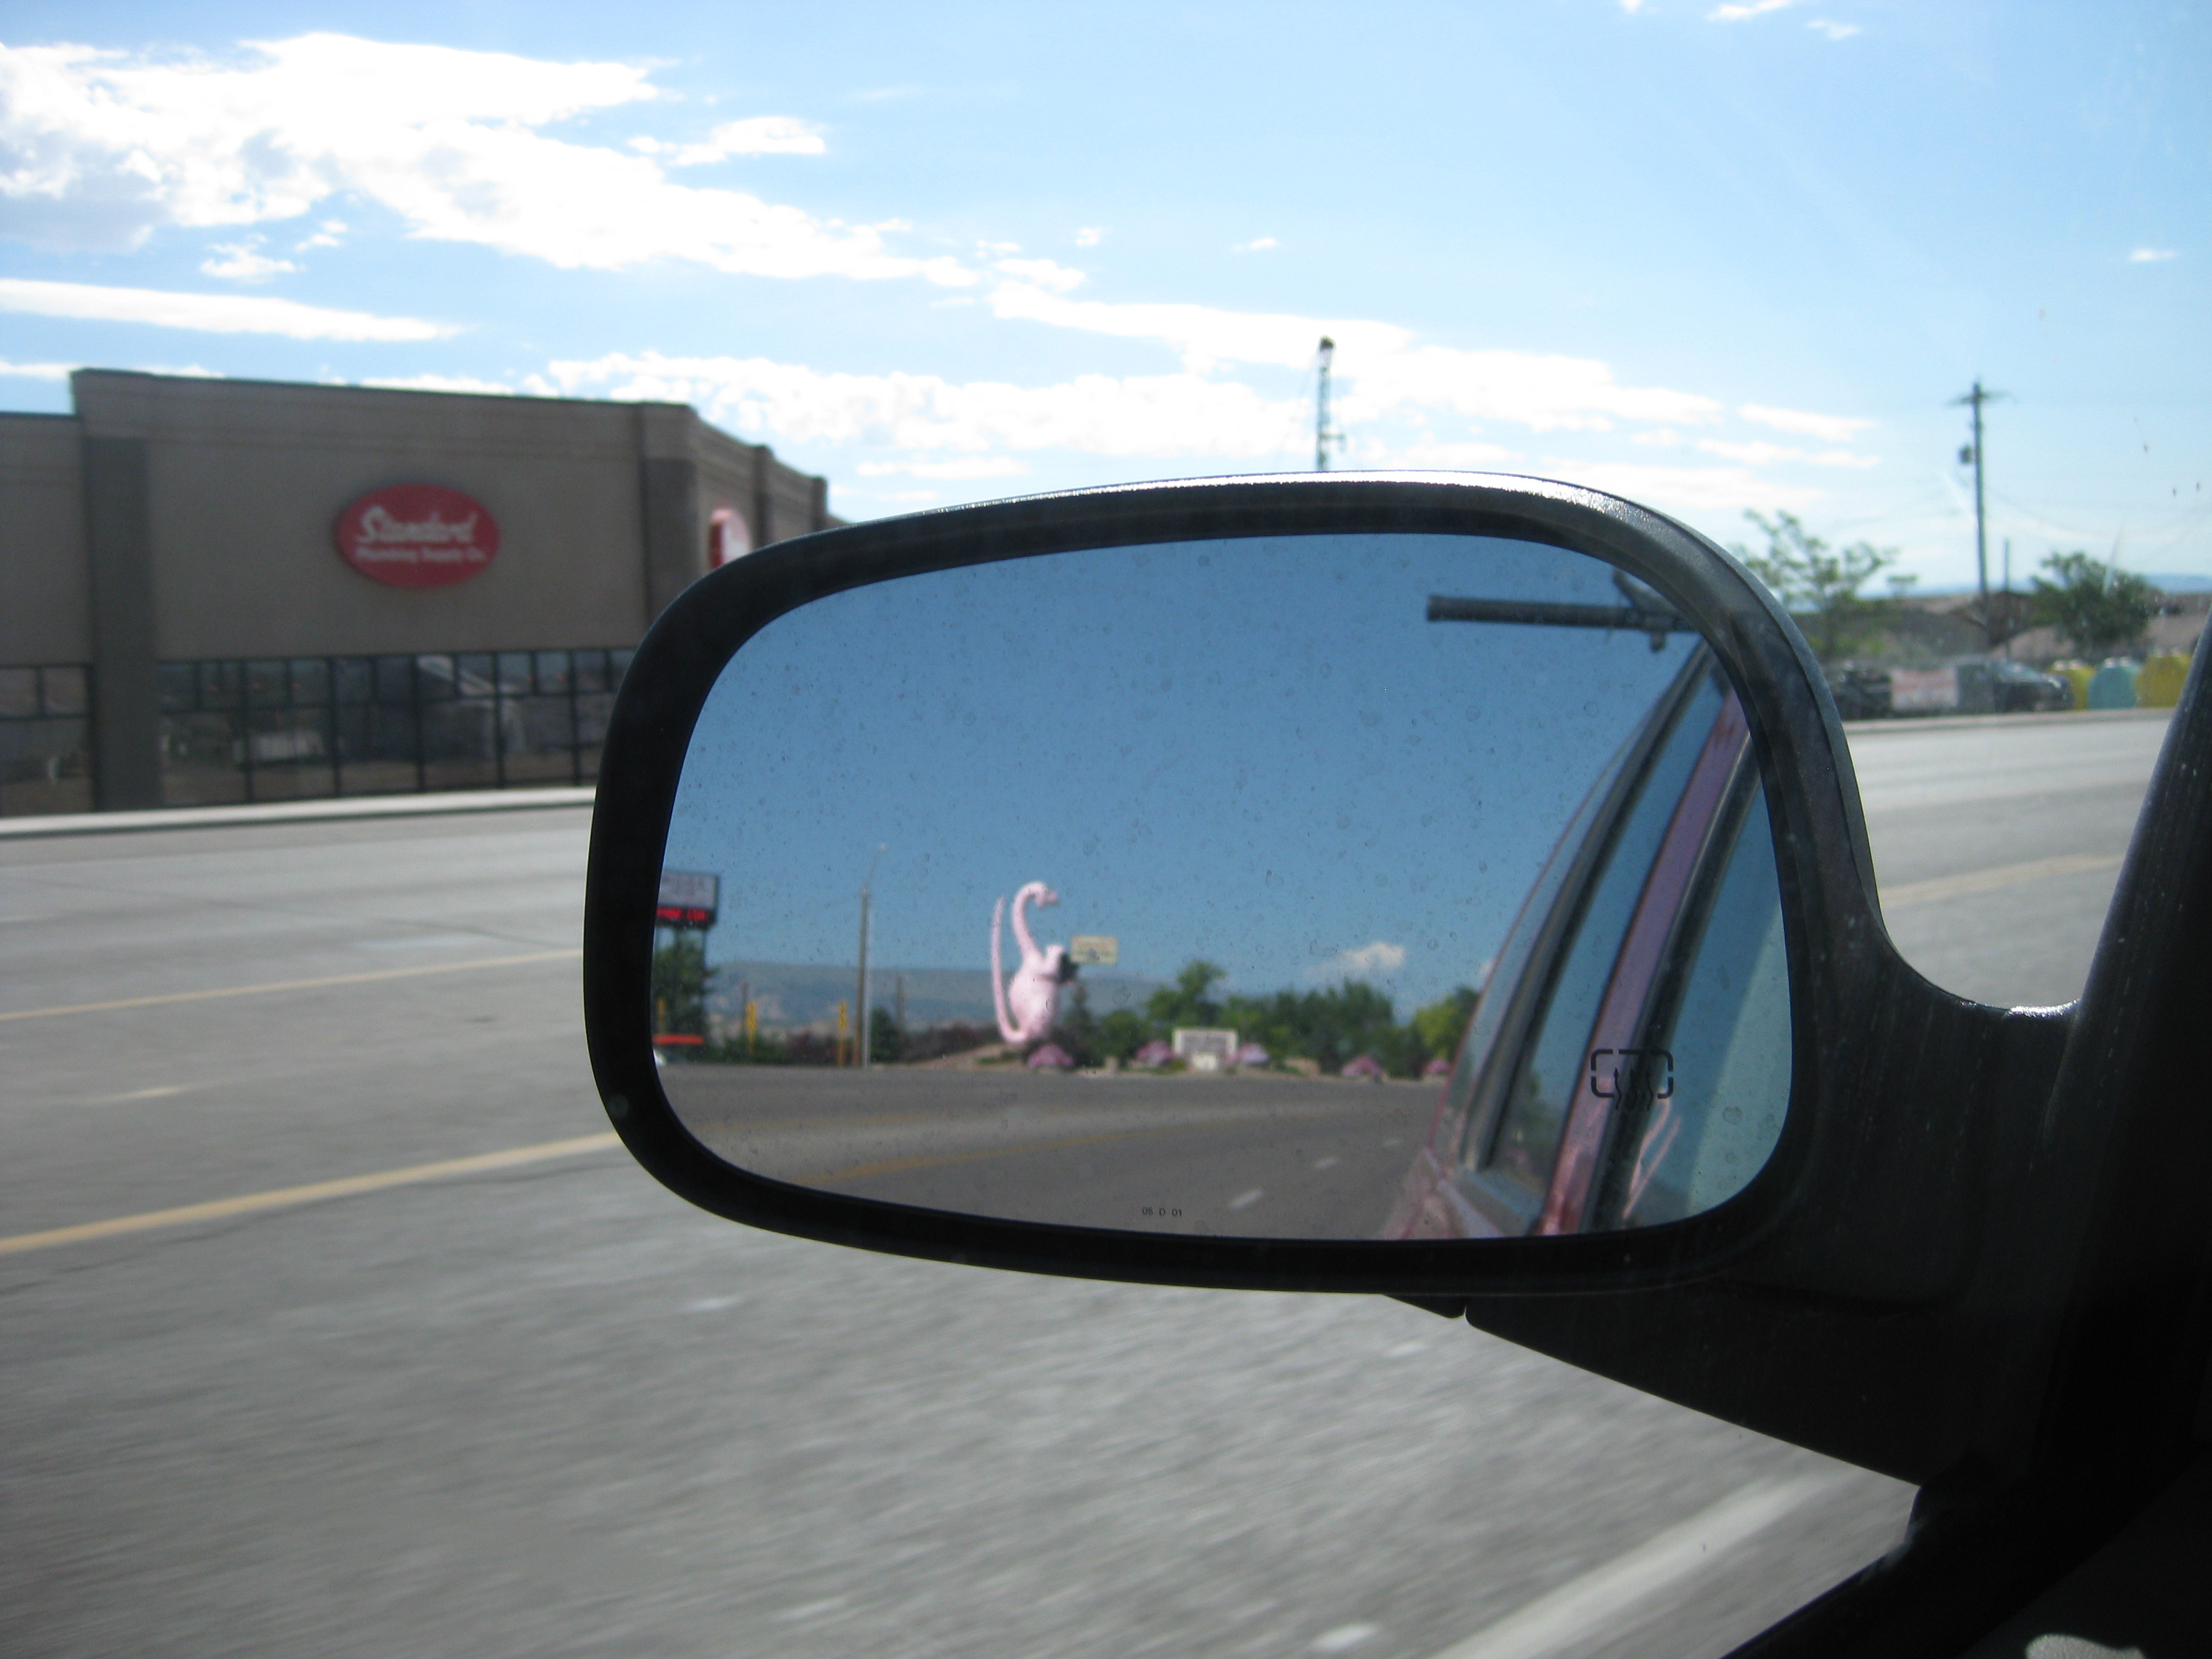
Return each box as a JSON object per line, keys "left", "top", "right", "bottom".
{"left": 1147, "top": 960, "right": 1226, "bottom": 1031}
{"left": 868, "top": 1004, "right": 905, "bottom": 1064}
{"left": 1097, "top": 1007, "right": 1149, "bottom": 1063}
{"left": 651, "top": 932, "right": 708, "bottom": 1039}
{"left": 2031, "top": 551, "right": 2157, "bottom": 657}
{"left": 1732, "top": 510, "right": 1898, "bottom": 664}
{"left": 1052, "top": 983, "right": 1099, "bottom": 1066}
{"left": 1412, "top": 986, "right": 1480, "bottom": 1065}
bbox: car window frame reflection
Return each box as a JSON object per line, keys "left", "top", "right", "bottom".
{"left": 1388, "top": 644, "right": 1790, "bottom": 1240}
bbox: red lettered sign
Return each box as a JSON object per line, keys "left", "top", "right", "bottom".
{"left": 333, "top": 485, "right": 499, "bottom": 589}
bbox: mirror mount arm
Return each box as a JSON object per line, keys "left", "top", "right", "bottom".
{"left": 1425, "top": 594, "right": 1691, "bottom": 651}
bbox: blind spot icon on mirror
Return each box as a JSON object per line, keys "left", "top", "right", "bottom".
{"left": 651, "top": 534, "right": 1790, "bottom": 1241}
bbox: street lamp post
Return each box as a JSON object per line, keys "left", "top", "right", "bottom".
{"left": 855, "top": 844, "right": 884, "bottom": 1067}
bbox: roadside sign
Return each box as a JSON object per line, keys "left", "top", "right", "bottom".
{"left": 657, "top": 869, "right": 720, "bottom": 927}
{"left": 1172, "top": 1027, "right": 1238, "bottom": 1072}
{"left": 1069, "top": 935, "right": 1118, "bottom": 966}
{"left": 1889, "top": 666, "right": 1961, "bottom": 714}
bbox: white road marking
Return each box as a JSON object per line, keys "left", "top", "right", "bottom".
{"left": 1313, "top": 1623, "right": 1380, "bottom": 1652}
{"left": 1881, "top": 852, "right": 2123, "bottom": 910}
{"left": 1422, "top": 1473, "right": 1840, "bottom": 1659}
{"left": 354, "top": 934, "right": 483, "bottom": 951}
{"left": 1314, "top": 1156, "right": 1340, "bottom": 1170}
{"left": 1229, "top": 1188, "right": 1264, "bottom": 1210}
{"left": 89, "top": 1084, "right": 192, "bottom": 1104}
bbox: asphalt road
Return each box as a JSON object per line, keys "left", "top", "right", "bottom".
{"left": 0, "top": 710, "right": 2168, "bottom": 1658}
{"left": 1849, "top": 707, "right": 2173, "bottom": 1007}
{"left": 667, "top": 1067, "right": 1440, "bottom": 1236}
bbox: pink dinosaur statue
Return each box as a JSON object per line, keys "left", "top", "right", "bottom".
{"left": 991, "top": 881, "right": 1076, "bottom": 1046}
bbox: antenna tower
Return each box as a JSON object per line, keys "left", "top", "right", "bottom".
{"left": 1315, "top": 337, "right": 1344, "bottom": 470}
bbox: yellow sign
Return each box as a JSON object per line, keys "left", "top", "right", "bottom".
{"left": 1069, "top": 935, "right": 1118, "bottom": 966}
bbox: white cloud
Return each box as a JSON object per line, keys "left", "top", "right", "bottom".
{"left": 2129, "top": 247, "right": 2178, "bottom": 263}
{"left": 628, "top": 115, "right": 827, "bottom": 166}
{"left": 199, "top": 237, "right": 298, "bottom": 281}
{"left": 1305, "top": 941, "right": 1408, "bottom": 984}
{"left": 992, "top": 257, "right": 1085, "bottom": 293}
{"left": 1073, "top": 226, "right": 1104, "bottom": 247}
{"left": 0, "top": 36, "right": 969, "bottom": 285}
{"left": 1709, "top": 0, "right": 1799, "bottom": 18}
{"left": 1538, "top": 457, "right": 1824, "bottom": 514}
{"left": 1806, "top": 18, "right": 1860, "bottom": 39}
{"left": 0, "top": 276, "right": 451, "bottom": 339}
{"left": 0, "top": 357, "right": 71, "bottom": 379}
{"left": 1357, "top": 438, "right": 1525, "bottom": 470}
{"left": 1698, "top": 437, "right": 1878, "bottom": 468}
{"left": 541, "top": 349, "right": 1302, "bottom": 457}
{"left": 987, "top": 282, "right": 1721, "bottom": 430}
{"left": 1739, "top": 402, "right": 1874, "bottom": 442}
{"left": 1633, "top": 428, "right": 1685, "bottom": 448}
{"left": 1233, "top": 236, "right": 1277, "bottom": 253}
{"left": 856, "top": 455, "right": 1029, "bottom": 480}
{"left": 293, "top": 218, "right": 346, "bottom": 251}
{"left": 356, "top": 373, "right": 515, "bottom": 394}
{"left": 1620, "top": 0, "right": 1651, "bottom": 12}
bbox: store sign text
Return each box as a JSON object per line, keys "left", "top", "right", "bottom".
{"left": 334, "top": 485, "right": 501, "bottom": 589}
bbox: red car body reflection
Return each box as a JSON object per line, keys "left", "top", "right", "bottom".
{"left": 1387, "top": 646, "right": 1775, "bottom": 1240}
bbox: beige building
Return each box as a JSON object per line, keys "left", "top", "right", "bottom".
{"left": 1, "top": 369, "right": 834, "bottom": 815}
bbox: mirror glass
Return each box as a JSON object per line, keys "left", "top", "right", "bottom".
{"left": 654, "top": 533, "right": 1790, "bottom": 1241}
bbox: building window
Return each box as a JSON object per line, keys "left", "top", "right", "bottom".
{"left": 152, "top": 647, "right": 634, "bottom": 808}
{"left": 0, "top": 665, "right": 94, "bottom": 817}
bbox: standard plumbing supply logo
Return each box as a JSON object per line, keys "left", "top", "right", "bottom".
{"left": 334, "top": 485, "right": 501, "bottom": 589}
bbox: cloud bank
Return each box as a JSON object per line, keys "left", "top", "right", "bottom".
{"left": 0, "top": 36, "right": 967, "bottom": 284}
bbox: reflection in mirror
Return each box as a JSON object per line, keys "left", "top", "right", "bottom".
{"left": 654, "top": 535, "right": 1789, "bottom": 1242}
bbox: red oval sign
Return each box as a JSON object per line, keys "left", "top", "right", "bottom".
{"left": 333, "top": 485, "right": 499, "bottom": 589}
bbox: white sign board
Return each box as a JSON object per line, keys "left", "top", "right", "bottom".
{"left": 1172, "top": 1027, "right": 1239, "bottom": 1072}
{"left": 1889, "top": 666, "right": 1961, "bottom": 714}
{"left": 656, "top": 868, "right": 720, "bottom": 926}
{"left": 1069, "top": 935, "right": 1118, "bottom": 966}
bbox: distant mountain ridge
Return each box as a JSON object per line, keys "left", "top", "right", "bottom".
{"left": 703, "top": 960, "right": 1160, "bottom": 1033}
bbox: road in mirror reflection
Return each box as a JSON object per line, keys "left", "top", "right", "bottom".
{"left": 655, "top": 534, "right": 1790, "bottom": 1237}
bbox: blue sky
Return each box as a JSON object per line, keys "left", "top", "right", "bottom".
{"left": 662, "top": 536, "right": 1700, "bottom": 1007}
{"left": 2, "top": 3, "right": 2207, "bottom": 586}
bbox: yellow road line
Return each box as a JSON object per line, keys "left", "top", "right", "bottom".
{"left": 0, "top": 948, "right": 581, "bottom": 1023}
{"left": 1882, "top": 852, "right": 2123, "bottom": 909}
{"left": 0, "top": 1132, "right": 621, "bottom": 1257}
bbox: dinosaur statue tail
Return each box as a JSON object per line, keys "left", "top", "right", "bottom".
{"left": 989, "top": 895, "right": 1021, "bottom": 1044}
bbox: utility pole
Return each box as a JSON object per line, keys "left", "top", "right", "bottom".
{"left": 854, "top": 844, "right": 884, "bottom": 1067}
{"left": 2001, "top": 538, "right": 2013, "bottom": 658}
{"left": 1952, "top": 380, "right": 2009, "bottom": 653}
{"left": 1315, "top": 337, "right": 1343, "bottom": 471}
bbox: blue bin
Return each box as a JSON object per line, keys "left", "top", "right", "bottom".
{"left": 2087, "top": 661, "right": 2140, "bottom": 710}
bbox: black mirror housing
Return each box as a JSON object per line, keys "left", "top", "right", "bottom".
{"left": 583, "top": 472, "right": 2212, "bottom": 1498}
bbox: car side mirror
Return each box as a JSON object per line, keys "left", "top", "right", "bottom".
{"left": 584, "top": 474, "right": 1916, "bottom": 1300}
